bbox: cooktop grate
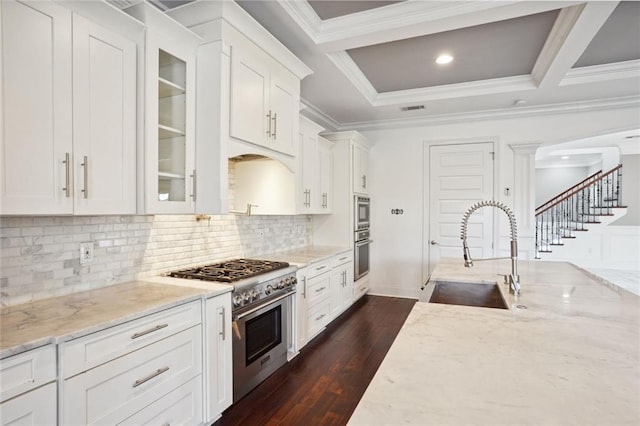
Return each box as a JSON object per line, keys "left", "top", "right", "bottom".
{"left": 167, "top": 259, "right": 289, "bottom": 283}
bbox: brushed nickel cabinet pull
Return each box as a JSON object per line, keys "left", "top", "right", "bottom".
{"left": 316, "top": 265, "right": 326, "bottom": 271}
{"left": 133, "top": 366, "right": 169, "bottom": 388}
{"left": 190, "top": 169, "right": 197, "bottom": 201}
{"left": 302, "top": 277, "right": 307, "bottom": 298}
{"left": 62, "top": 153, "right": 71, "bottom": 197}
{"left": 81, "top": 156, "right": 88, "bottom": 198}
{"left": 271, "top": 112, "right": 277, "bottom": 139}
{"left": 219, "top": 308, "right": 226, "bottom": 340}
{"left": 131, "top": 323, "right": 168, "bottom": 339}
{"left": 315, "top": 286, "right": 326, "bottom": 293}
{"left": 362, "top": 175, "right": 367, "bottom": 189}
{"left": 315, "top": 313, "right": 326, "bottom": 321}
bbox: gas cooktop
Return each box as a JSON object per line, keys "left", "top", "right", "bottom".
{"left": 166, "top": 258, "right": 290, "bottom": 283}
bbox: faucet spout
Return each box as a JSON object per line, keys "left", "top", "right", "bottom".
{"left": 460, "top": 200, "right": 520, "bottom": 295}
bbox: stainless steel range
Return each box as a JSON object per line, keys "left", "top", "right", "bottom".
{"left": 167, "top": 258, "right": 297, "bottom": 402}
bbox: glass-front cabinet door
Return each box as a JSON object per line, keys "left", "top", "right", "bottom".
{"left": 157, "top": 49, "right": 188, "bottom": 204}
{"left": 129, "top": 3, "right": 199, "bottom": 214}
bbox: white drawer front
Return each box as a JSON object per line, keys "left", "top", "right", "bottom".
{"left": 331, "top": 252, "right": 352, "bottom": 268}
{"left": 118, "top": 375, "right": 203, "bottom": 426}
{"left": 0, "top": 382, "right": 56, "bottom": 426}
{"left": 0, "top": 345, "right": 56, "bottom": 403}
{"left": 307, "top": 273, "right": 331, "bottom": 305}
{"left": 62, "top": 300, "right": 201, "bottom": 378}
{"left": 307, "top": 299, "right": 331, "bottom": 339}
{"left": 305, "top": 260, "right": 331, "bottom": 280}
{"left": 63, "top": 325, "right": 202, "bottom": 426}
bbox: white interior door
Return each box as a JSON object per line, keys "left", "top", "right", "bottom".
{"left": 428, "top": 142, "right": 495, "bottom": 274}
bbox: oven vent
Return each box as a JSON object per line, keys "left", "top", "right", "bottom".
{"left": 400, "top": 105, "right": 425, "bottom": 112}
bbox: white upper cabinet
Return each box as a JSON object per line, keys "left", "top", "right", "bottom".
{"left": 230, "top": 43, "right": 299, "bottom": 157}
{"left": 353, "top": 142, "right": 370, "bottom": 195}
{"left": 125, "top": 3, "right": 200, "bottom": 214}
{"left": 72, "top": 14, "right": 137, "bottom": 215}
{"left": 298, "top": 116, "right": 333, "bottom": 214}
{"left": 0, "top": 0, "right": 139, "bottom": 216}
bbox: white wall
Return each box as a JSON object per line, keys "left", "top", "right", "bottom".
{"left": 535, "top": 167, "right": 589, "bottom": 206}
{"left": 363, "top": 105, "right": 640, "bottom": 299}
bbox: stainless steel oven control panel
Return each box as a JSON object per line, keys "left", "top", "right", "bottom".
{"left": 232, "top": 272, "right": 297, "bottom": 310}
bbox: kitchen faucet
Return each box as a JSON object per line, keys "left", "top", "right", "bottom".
{"left": 460, "top": 200, "right": 520, "bottom": 295}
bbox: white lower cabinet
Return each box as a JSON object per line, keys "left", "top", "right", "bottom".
{"left": 60, "top": 301, "right": 204, "bottom": 425}
{"left": 0, "top": 345, "right": 57, "bottom": 426}
{"left": 117, "top": 376, "right": 203, "bottom": 426}
{"left": 204, "top": 292, "right": 232, "bottom": 423}
{"left": 0, "top": 382, "right": 56, "bottom": 426}
{"left": 295, "top": 251, "right": 355, "bottom": 350}
{"left": 331, "top": 253, "right": 354, "bottom": 318}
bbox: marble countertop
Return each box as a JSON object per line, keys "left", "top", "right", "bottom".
{"left": 0, "top": 280, "right": 231, "bottom": 359}
{"left": 349, "top": 258, "right": 640, "bottom": 425}
{"left": 263, "top": 245, "right": 351, "bottom": 267}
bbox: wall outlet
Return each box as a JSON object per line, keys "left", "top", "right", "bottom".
{"left": 80, "top": 242, "right": 94, "bottom": 264}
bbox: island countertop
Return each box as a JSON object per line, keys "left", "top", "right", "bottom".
{"left": 349, "top": 258, "right": 640, "bottom": 425}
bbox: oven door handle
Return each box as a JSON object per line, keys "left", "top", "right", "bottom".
{"left": 355, "top": 239, "right": 372, "bottom": 247}
{"left": 234, "top": 291, "right": 295, "bottom": 321}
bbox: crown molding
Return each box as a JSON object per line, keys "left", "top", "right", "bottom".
{"left": 561, "top": 59, "right": 640, "bottom": 86}
{"left": 337, "top": 96, "right": 640, "bottom": 132}
{"left": 300, "top": 98, "right": 341, "bottom": 132}
{"left": 325, "top": 51, "right": 377, "bottom": 104}
{"left": 373, "top": 75, "right": 536, "bottom": 106}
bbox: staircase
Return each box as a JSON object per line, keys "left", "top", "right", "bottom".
{"left": 535, "top": 164, "right": 627, "bottom": 259}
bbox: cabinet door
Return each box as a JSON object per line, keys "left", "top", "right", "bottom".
{"left": 205, "top": 293, "right": 232, "bottom": 422}
{"left": 72, "top": 14, "right": 136, "bottom": 215}
{"left": 318, "top": 139, "right": 333, "bottom": 212}
{"left": 0, "top": 382, "right": 56, "bottom": 426}
{"left": 298, "top": 131, "right": 317, "bottom": 213}
{"left": 295, "top": 270, "right": 309, "bottom": 351}
{"left": 352, "top": 143, "right": 369, "bottom": 194}
{"left": 229, "top": 45, "right": 269, "bottom": 147}
{"left": 0, "top": 0, "right": 73, "bottom": 215}
{"left": 269, "top": 73, "right": 298, "bottom": 156}
{"left": 145, "top": 40, "right": 196, "bottom": 214}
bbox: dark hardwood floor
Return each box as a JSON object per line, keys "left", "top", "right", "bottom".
{"left": 215, "top": 295, "right": 417, "bottom": 426}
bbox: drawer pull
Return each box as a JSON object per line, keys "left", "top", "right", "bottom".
{"left": 339, "top": 256, "right": 348, "bottom": 261}
{"left": 315, "top": 313, "right": 326, "bottom": 321}
{"left": 315, "top": 286, "right": 326, "bottom": 293}
{"left": 133, "top": 366, "right": 169, "bottom": 388}
{"left": 131, "top": 323, "right": 168, "bottom": 339}
{"left": 316, "top": 265, "right": 326, "bottom": 271}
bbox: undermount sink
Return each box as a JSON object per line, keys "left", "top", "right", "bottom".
{"left": 429, "top": 280, "right": 508, "bottom": 309}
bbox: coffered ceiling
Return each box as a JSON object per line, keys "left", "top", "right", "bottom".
{"left": 156, "top": 0, "right": 640, "bottom": 131}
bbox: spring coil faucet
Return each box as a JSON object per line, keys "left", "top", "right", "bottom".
{"left": 460, "top": 200, "right": 520, "bottom": 295}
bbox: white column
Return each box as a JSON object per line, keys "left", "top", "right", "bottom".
{"left": 509, "top": 143, "right": 541, "bottom": 260}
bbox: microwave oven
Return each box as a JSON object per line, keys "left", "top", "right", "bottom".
{"left": 355, "top": 196, "right": 370, "bottom": 231}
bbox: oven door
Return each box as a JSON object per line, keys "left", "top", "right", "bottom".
{"left": 232, "top": 291, "right": 293, "bottom": 402}
{"left": 355, "top": 196, "right": 370, "bottom": 230}
{"left": 354, "top": 238, "right": 370, "bottom": 280}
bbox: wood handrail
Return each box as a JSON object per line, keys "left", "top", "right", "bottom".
{"left": 535, "top": 169, "right": 602, "bottom": 211}
{"left": 535, "top": 164, "right": 622, "bottom": 216}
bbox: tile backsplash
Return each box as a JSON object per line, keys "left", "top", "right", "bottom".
{"left": 0, "top": 214, "right": 312, "bottom": 307}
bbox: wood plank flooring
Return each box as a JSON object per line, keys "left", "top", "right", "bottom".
{"left": 215, "top": 295, "right": 417, "bottom": 426}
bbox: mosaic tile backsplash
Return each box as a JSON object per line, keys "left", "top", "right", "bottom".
{"left": 0, "top": 214, "right": 312, "bottom": 306}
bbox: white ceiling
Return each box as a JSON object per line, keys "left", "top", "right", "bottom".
{"left": 231, "top": 0, "right": 640, "bottom": 130}
{"left": 151, "top": 0, "right": 640, "bottom": 132}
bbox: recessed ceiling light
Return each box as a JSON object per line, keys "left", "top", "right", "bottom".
{"left": 561, "top": 156, "right": 570, "bottom": 160}
{"left": 435, "top": 54, "right": 453, "bottom": 65}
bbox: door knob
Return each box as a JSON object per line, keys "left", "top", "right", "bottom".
{"left": 430, "top": 240, "right": 439, "bottom": 245}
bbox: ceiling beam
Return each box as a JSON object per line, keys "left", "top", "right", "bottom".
{"left": 531, "top": 2, "right": 619, "bottom": 88}
{"left": 278, "top": 0, "right": 583, "bottom": 53}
